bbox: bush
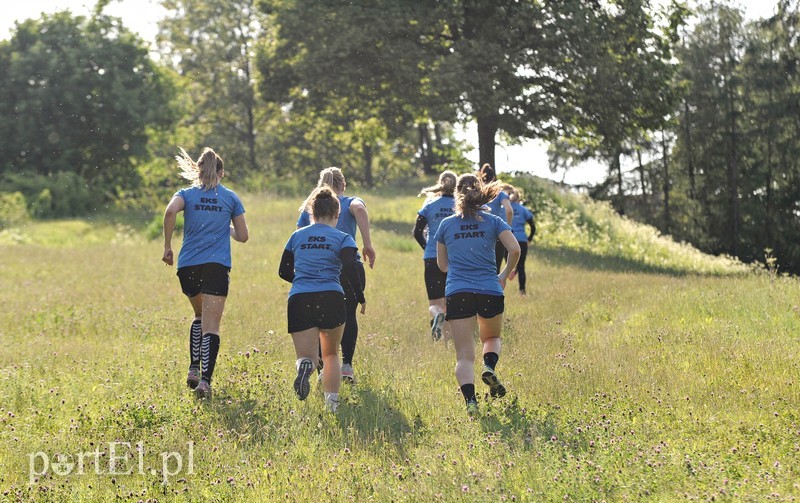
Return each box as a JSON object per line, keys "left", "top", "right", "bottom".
{"left": 145, "top": 212, "right": 183, "bottom": 240}
{"left": 2, "top": 171, "right": 102, "bottom": 218}
{"left": 0, "top": 191, "right": 30, "bottom": 228}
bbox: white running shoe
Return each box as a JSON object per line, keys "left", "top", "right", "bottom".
{"left": 324, "top": 393, "right": 339, "bottom": 413}
{"left": 431, "top": 312, "right": 446, "bottom": 342}
{"left": 294, "top": 358, "right": 314, "bottom": 400}
{"left": 341, "top": 363, "right": 355, "bottom": 384}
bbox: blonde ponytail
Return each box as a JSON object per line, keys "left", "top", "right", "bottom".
{"left": 176, "top": 147, "right": 223, "bottom": 189}
{"left": 419, "top": 170, "right": 457, "bottom": 197}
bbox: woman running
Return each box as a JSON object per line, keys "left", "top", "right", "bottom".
{"left": 435, "top": 173, "right": 520, "bottom": 416}
{"left": 296, "top": 167, "right": 375, "bottom": 383}
{"left": 162, "top": 147, "right": 249, "bottom": 399}
{"left": 280, "top": 186, "right": 366, "bottom": 412}
{"left": 412, "top": 170, "right": 457, "bottom": 342}
{"left": 478, "top": 164, "right": 513, "bottom": 272}
{"left": 505, "top": 185, "right": 536, "bottom": 295}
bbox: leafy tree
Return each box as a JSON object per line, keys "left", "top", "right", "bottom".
{"left": 0, "top": 11, "right": 175, "bottom": 207}
{"left": 157, "top": 0, "right": 269, "bottom": 175}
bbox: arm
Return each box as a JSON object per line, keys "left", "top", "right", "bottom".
{"left": 497, "top": 230, "right": 521, "bottom": 288}
{"left": 412, "top": 215, "right": 428, "bottom": 250}
{"left": 350, "top": 200, "right": 376, "bottom": 269}
{"left": 340, "top": 247, "right": 366, "bottom": 312}
{"left": 502, "top": 198, "right": 513, "bottom": 225}
{"left": 436, "top": 241, "right": 449, "bottom": 273}
{"left": 526, "top": 217, "right": 536, "bottom": 242}
{"left": 278, "top": 249, "right": 295, "bottom": 283}
{"left": 230, "top": 213, "right": 249, "bottom": 243}
{"left": 162, "top": 196, "right": 185, "bottom": 266}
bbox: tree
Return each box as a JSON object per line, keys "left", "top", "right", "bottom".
{"left": 0, "top": 11, "right": 175, "bottom": 201}
{"left": 158, "top": 0, "right": 268, "bottom": 175}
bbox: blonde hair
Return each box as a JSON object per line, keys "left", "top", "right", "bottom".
{"left": 300, "top": 185, "right": 340, "bottom": 221}
{"left": 317, "top": 167, "right": 345, "bottom": 193}
{"left": 501, "top": 183, "right": 520, "bottom": 203}
{"left": 419, "top": 170, "right": 457, "bottom": 197}
{"left": 176, "top": 147, "right": 223, "bottom": 189}
{"left": 455, "top": 173, "right": 501, "bottom": 219}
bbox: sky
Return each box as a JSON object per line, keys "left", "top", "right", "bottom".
{"left": 1, "top": 0, "right": 782, "bottom": 185}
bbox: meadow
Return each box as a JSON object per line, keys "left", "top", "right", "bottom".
{"left": 1, "top": 178, "right": 799, "bottom": 501}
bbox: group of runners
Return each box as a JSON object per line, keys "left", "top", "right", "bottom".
{"left": 162, "top": 148, "right": 535, "bottom": 415}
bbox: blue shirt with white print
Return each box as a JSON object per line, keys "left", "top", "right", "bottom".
{"left": 284, "top": 223, "right": 358, "bottom": 297}
{"left": 417, "top": 194, "right": 455, "bottom": 260}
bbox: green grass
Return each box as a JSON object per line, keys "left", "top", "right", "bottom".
{"left": 1, "top": 185, "right": 799, "bottom": 501}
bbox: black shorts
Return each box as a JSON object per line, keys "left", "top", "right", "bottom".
{"left": 423, "top": 258, "right": 447, "bottom": 300}
{"left": 287, "top": 291, "right": 347, "bottom": 333}
{"left": 177, "top": 263, "right": 230, "bottom": 297}
{"left": 445, "top": 292, "right": 504, "bottom": 320}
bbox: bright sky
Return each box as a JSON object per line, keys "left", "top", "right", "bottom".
{"left": 1, "top": 0, "right": 782, "bottom": 185}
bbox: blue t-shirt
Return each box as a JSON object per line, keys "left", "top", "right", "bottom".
{"left": 296, "top": 195, "right": 363, "bottom": 240}
{"left": 417, "top": 194, "right": 455, "bottom": 260}
{"left": 175, "top": 184, "right": 245, "bottom": 269}
{"left": 510, "top": 202, "right": 534, "bottom": 242}
{"left": 434, "top": 212, "right": 512, "bottom": 297}
{"left": 485, "top": 190, "right": 510, "bottom": 222}
{"left": 298, "top": 195, "right": 363, "bottom": 260}
{"left": 284, "top": 223, "right": 358, "bottom": 297}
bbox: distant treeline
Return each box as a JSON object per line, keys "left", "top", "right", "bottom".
{"left": 0, "top": 0, "right": 797, "bottom": 273}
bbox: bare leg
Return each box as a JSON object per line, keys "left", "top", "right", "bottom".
{"left": 448, "top": 316, "right": 477, "bottom": 386}
{"left": 320, "top": 325, "right": 345, "bottom": 394}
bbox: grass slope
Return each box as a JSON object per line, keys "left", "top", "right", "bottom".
{"left": 1, "top": 179, "right": 798, "bottom": 501}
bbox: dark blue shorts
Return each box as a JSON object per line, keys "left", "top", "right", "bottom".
{"left": 445, "top": 292, "right": 504, "bottom": 320}
{"left": 287, "top": 291, "right": 347, "bottom": 333}
{"left": 177, "top": 263, "right": 230, "bottom": 297}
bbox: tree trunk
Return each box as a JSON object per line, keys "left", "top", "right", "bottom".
{"left": 724, "top": 59, "right": 740, "bottom": 258}
{"left": 682, "top": 99, "right": 696, "bottom": 199}
{"left": 476, "top": 113, "right": 497, "bottom": 169}
{"left": 661, "top": 130, "right": 671, "bottom": 235}
{"left": 362, "top": 142, "right": 374, "bottom": 187}
{"left": 418, "top": 124, "right": 435, "bottom": 175}
{"left": 612, "top": 149, "right": 624, "bottom": 215}
{"left": 636, "top": 147, "right": 647, "bottom": 197}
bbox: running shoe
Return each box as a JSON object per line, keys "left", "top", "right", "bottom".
{"left": 341, "top": 363, "right": 355, "bottom": 384}
{"left": 195, "top": 379, "right": 212, "bottom": 399}
{"left": 186, "top": 366, "right": 201, "bottom": 389}
{"left": 431, "top": 312, "right": 446, "bottom": 342}
{"left": 325, "top": 396, "right": 339, "bottom": 413}
{"left": 481, "top": 365, "right": 507, "bottom": 398}
{"left": 294, "top": 358, "right": 314, "bottom": 400}
{"left": 466, "top": 398, "right": 479, "bottom": 417}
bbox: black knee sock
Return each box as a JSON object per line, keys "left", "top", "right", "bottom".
{"left": 189, "top": 320, "right": 202, "bottom": 368}
{"left": 201, "top": 333, "right": 220, "bottom": 384}
{"left": 460, "top": 383, "right": 476, "bottom": 402}
{"left": 483, "top": 352, "right": 499, "bottom": 370}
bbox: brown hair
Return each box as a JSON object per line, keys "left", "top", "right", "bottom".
{"left": 419, "top": 170, "right": 457, "bottom": 197}
{"left": 478, "top": 163, "right": 496, "bottom": 183}
{"left": 176, "top": 147, "right": 223, "bottom": 189}
{"left": 501, "top": 183, "right": 520, "bottom": 203}
{"left": 455, "top": 173, "right": 501, "bottom": 219}
{"left": 317, "top": 167, "right": 346, "bottom": 193}
{"left": 300, "top": 185, "right": 340, "bottom": 222}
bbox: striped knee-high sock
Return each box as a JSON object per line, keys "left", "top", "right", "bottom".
{"left": 201, "top": 333, "right": 220, "bottom": 384}
{"left": 189, "top": 320, "right": 202, "bottom": 368}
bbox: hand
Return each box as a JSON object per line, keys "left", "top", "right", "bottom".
{"left": 362, "top": 244, "right": 376, "bottom": 269}
{"left": 162, "top": 248, "right": 174, "bottom": 266}
{"left": 359, "top": 301, "right": 367, "bottom": 314}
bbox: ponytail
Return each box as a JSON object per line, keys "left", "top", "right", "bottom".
{"left": 419, "top": 170, "right": 457, "bottom": 197}
{"left": 299, "top": 184, "right": 340, "bottom": 221}
{"left": 455, "top": 174, "right": 501, "bottom": 219}
{"left": 176, "top": 147, "right": 223, "bottom": 189}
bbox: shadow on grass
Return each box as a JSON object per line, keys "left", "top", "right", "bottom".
{"left": 479, "top": 398, "right": 590, "bottom": 455}
{"left": 334, "top": 387, "right": 415, "bottom": 458}
{"left": 533, "top": 245, "right": 694, "bottom": 277}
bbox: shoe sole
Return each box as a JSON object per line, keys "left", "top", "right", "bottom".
{"left": 294, "top": 359, "right": 314, "bottom": 400}
{"left": 187, "top": 370, "right": 201, "bottom": 389}
{"left": 481, "top": 370, "right": 507, "bottom": 398}
{"left": 194, "top": 384, "right": 211, "bottom": 399}
{"left": 431, "top": 313, "right": 445, "bottom": 342}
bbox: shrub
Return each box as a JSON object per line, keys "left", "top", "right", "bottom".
{"left": 0, "top": 191, "right": 30, "bottom": 228}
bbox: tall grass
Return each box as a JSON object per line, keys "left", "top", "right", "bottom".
{"left": 0, "top": 187, "right": 798, "bottom": 501}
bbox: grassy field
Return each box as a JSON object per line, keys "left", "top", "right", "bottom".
{"left": 1, "top": 180, "right": 799, "bottom": 501}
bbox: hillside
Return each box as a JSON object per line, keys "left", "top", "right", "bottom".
{"left": 1, "top": 180, "right": 798, "bottom": 501}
